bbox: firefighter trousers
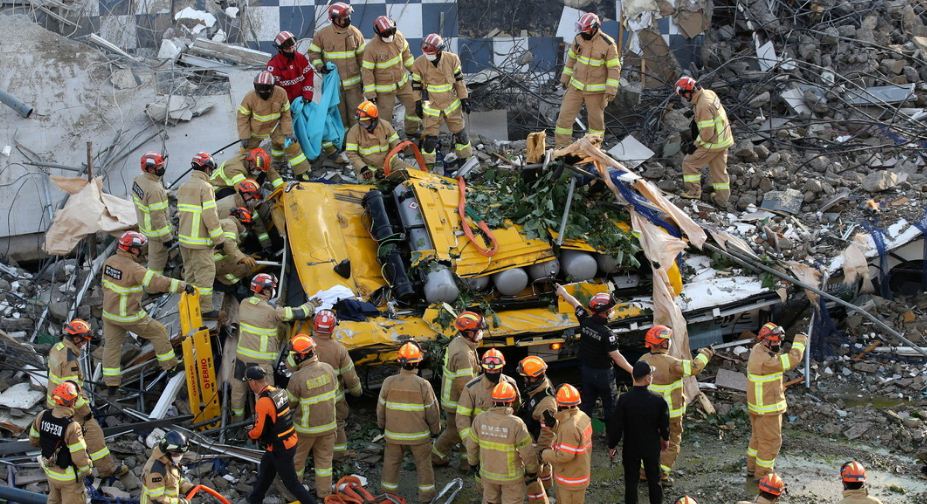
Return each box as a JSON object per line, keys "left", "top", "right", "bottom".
{"left": 483, "top": 480, "right": 527, "bottom": 504}
{"left": 334, "top": 399, "right": 349, "bottom": 458}
{"left": 432, "top": 412, "right": 462, "bottom": 465}
{"left": 554, "top": 88, "right": 606, "bottom": 148}
{"left": 293, "top": 431, "right": 336, "bottom": 498}
{"left": 76, "top": 409, "right": 117, "bottom": 476}
{"left": 102, "top": 317, "right": 176, "bottom": 387}
{"left": 747, "top": 413, "right": 782, "bottom": 478}
{"left": 147, "top": 238, "right": 169, "bottom": 275}
{"left": 526, "top": 470, "right": 550, "bottom": 504}
{"left": 381, "top": 442, "right": 436, "bottom": 502}
{"left": 180, "top": 246, "right": 216, "bottom": 312}
{"left": 421, "top": 108, "right": 471, "bottom": 165}
{"left": 229, "top": 360, "right": 275, "bottom": 420}
{"left": 47, "top": 477, "right": 87, "bottom": 504}
{"left": 338, "top": 86, "right": 365, "bottom": 129}
{"left": 681, "top": 147, "right": 730, "bottom": 205}
{"left": 554, "top": 487, "right": 586, "bottom": 504}
{"left": 375, "top": 83, "right": 421, "bottom": 136}
{"left": 660, "top": 417, "right": 683, "bottom": 475}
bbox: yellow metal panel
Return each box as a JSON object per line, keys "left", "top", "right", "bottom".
{"left": 292, "top": 316, "right": 439, "bottom": 352}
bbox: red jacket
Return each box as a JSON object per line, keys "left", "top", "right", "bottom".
{"left": 266, "top": 52, "right": 314, "bottom": 103}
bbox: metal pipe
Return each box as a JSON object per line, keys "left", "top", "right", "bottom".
{"left": 0, "top": 89, "right": 33, "bottom": 119}
{"left": 556, "top": 176, "right": 577, "bottom": 246}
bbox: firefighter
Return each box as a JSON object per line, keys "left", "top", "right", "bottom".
{"left": 839, "top": 461, "right": 883, "bottom": 504}
{"left": 466, "top": 382, "right": 538, "bottom": 504}
{"left": 308, "top": 2, "right": 366, "bottom": 128}
{"left": 230, "top": 273, "right": 317, "bottom": 423}
{"left": 639, "top": 324, "right": 715, "bottom": 483}
{"left": 140, "top": 430, "right": 195, "bottom": 504}
{"left": 102, "top": 231, "right": 192, "bottom": 391}
{"left": 555, "top": 284, "right": 633, "bottom": 422}
{"left": 432, "top": 311, "right": 482, "bottom": 467}
{"left": 214, "top": 207, "right": 258, "bottom": 290}
{"left": 411, "top": 33, "right": 472, "bottom": 169}
{"left": 238, "top": 71, "right": 310, "bottom": 178}
{"left": 177, "top": 151, "right": 224, "bottom": 317}
{"left": 267, "top": 30, "right": 314, "bottom": 104}
{"left": 377, "top": 342, "right": 441, "bottom": 502}
{"left": 345, "top": 100, "right": 404, "bottom": 181}
{"left": 554, "top": 12, "right": 620, "bottom": 148}
{"left": 516, "top": 356, "right": 557, "bottom": 503}
{"left": 541, "top": 384, "right": 593, "bottom": 504}
{"left": 287, "top": 334, "right": 339, "bottom": 499}
{"left": 244, "top": 365, "right": 318, "bottom": 504}
{"left": 361, "top": 16, "right": 420, "bottom": 139}
{"left": 215, "top": 178, "right": 275, "bottom": 254}
{"left": 131, "top": 152, "right": 173, "bottom": 274}
{"left": 675, "top": 76, "right": 734, "bottom": 206}
{"left": 29, "top": 382, "right": 92, "bottom": 504}
{"left": 311, "top": 309, "right": 362, "bottom": 460}
{"left": 736, "top": 473, "right": 785, "bottom": 504}
{"left": 47, "top": 320, "right": 129, "bottom": 481}
{"left": 457, "top": 348, "right": 521, "bottom": 454}
{"left": 211, "top": 147, "right": 284, "bottom": 201}
{"left": 746, "top": 323, "right": 807, "bottom": 480}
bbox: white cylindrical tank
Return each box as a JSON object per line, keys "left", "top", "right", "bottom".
{"left": 464, "top": 276, "right": 491, "bottom": 291}
{"left": 596, "top": 254, "right": 620, "bottom": 274}
{"left": 527, "top": 258, "right": 560, "bottom": 280}
{"left": 423, "top": 268, "right": 460, "bottom": 303}
{"left": 560, "top": 250, "right": 598, "bottom": 281}
{"left": 492, "top": 268, "right": 529, "bottom": 296}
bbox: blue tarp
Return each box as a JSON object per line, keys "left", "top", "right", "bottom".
{"left": 291, "top": 62, "right": 345, "bottom": 160}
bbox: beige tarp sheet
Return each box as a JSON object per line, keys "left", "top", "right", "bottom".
{"left": 43, "top": 176, "right": 137, "bottom": 255}
{"left": 841, "top": 233, "right": 876, "bottom": 294}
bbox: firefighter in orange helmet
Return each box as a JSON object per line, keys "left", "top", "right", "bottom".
{"left": 676, "top": 76, "right": 734, "bottom": 206}
{"left": 344, "top": 100, "right": 402, "bottom": 181}
{"left": 737, "top": 473, "right": 785, "bottom": 504}
{"left": 29, "top": 381, "right": 92, "bottom": 504}
{"left": 311, "top": 309, "right": 362, "bottom": 460}
{"left": 377, "top": 342, "right": 441, "bottom": 501}
{"left": 457, "top": 348, "right": 521, "bottom": 456}
{"left": 839, "top": 461, "right": 883, "bottom": 504}
{"left": 432, "top": 311, "right": 482, "bottom": 468}
{"left": 674, "top": 498, "right": 697, "bottom": 504}
{"left": 211, "top": 147, "right": 284, "bottom": 200}
{"left": 541, "top": 384, "right": 593, "bottom": 504}
{"left": 639, "top": 324, "right": 714, "bottom": 483}
{"left": 746, "top": 322, "right": 807, "bottom": 479}
{"left": 516, "top": 356, "right": 557, "bottom": 503}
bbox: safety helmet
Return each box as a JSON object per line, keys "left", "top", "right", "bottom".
{"left": 517, "top": 356, "right": 548, "bottom": 379}
{"left": 140, "top": 152, "right": 166, "bottom": 174}
{"left": 841, "top": 461, "right": 867, "bottom": 483}
{"left": 291, "top": 333, "right": 317, "bottom": 356}
{"left": 356, "top": 100, "right": 379, "bottom": 121}
{"left": 555, "top": 383, "right": 581, "bottom": 407}
{"left": 757, "top": 322, "right": 785, "bottom": 344}
{"left": 64, "top": 319, "right": 92, "bottom": 341}
{"left": 397, "top": 341, "right": 424, "bottom": 365}
{"left": 421, "top": 33, "right": 446, "bottom": 55}
{"left": 52, "top": 381, "right": 80, "bottom": 407}
{"left": 480, "top": 348, "right": 505, "bottom": 372}
{"left": 250, "top": 273, "right": 277, "bottom": 295}
{"left": 490, "top": 382, "right": 517, "bottom": 404}
{"left": 588, "top": 292, "right": 615, "bottom": 313}
{"left": 644, "top": 325, "right": 673, "bottom": 349}
{"left": 274, "top": 30, "right": 296, "bottom": 51}
{"left": 454, "top": 311, "right": 486, "bottom": 333}
{"left": 328, "top": 2, "right": 353, "bottom": 22}
{"left": 253, "top": 71, "right": 276, "bottom": 98}
{"left": 158, "top": 430, "right": 190, "bottom": 455}
{"left": 674, "top": 498, "right": 698, "bottom": 504}
{"left": 230, "top": 206, "right": 253, "bottom": 224}
{"left": 191, "top": 152, "right": 216, "bottom": 171}
{"left": 373, "top": 16, "right": 396, "bottom": 37}
{"left": 117, "top": 231, "right": 148, "bottom": 256}
{"left": 245, "top": 148, "right": 271, "bottom": 173}
{"left": 675, "top": 76, "right": 697, "bottom": 96}
{"left": 576, "top": 12, "right": 600, "bottom": 35}
{"left": 313, "top": 309, "right": 337, "bottom": 335}
{"left": 236, "top": 178, "right": 262, "bottom": 202}
{"left": 758, "top": 473, "right": 785, "bottom": 496}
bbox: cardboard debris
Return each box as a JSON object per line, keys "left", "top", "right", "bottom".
{"left": 715, "top": 368, "right": 748, "bottom": 392}
{"left": 44, "top": 177, "right": 137, "bottom": 255}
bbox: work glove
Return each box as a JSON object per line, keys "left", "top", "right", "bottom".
{"left": 177, "top": 498, "right": 190, "bottom": 504}
{"left": 183, "top": 284, "right": 196, "bottom": 295}
{"left": 415, "top": 100, "right": 424, "bottom": 118}
{"left": 524, "top": 473, "right": 538, "bottom": 485}
{"left": 560, "top": 77, "right": 569, "bottom": 90}
{"left": 468, "top": 464, "right": 479, "bottom": 475}
{"left": 542, "top": 409, "right": 557, "bottom": 429}
{"left": 284, "top": 135, "right": 298, "bottom": 148}
{"left": 239, "top": 255, "right": 257, "bottom": 269}
{"left": 460, "top": 98, "right": 471, "bottom": 114}
{"left": 366, "top": 95, "right": 377, "bottom": 104}
{"left": 605, "top": 93, "right": 616, "bottom": 104}
{"left": 164, "top": 237, "right": 176, "bottom": 250}
{"left": 316, "top": 64, "right": 330, "bottom": 75}
{"left": 700, "top": 347, "right": 715, "bottom": 360}
{"left": 681, "top": 140, "right": 696, "bottom": 155}
{"left": 360, "top": 166, "right": 374, "bottom": 180}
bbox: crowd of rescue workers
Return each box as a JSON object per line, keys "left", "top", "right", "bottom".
{"left": 28, "top": 2, "right": 883, "bottom": 503}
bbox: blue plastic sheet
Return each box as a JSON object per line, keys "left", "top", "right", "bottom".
{"left": 913, "top": 209, "right": 927, "bottom": 291}
{"left": 291, "top": 62, "right": 345, "bottom": 160}
{"left": 860, "top": 219, "right": 891, "bottom": 299}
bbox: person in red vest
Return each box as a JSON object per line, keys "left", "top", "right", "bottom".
{"left": 266, "top": 31, "right": 314, "bottom": 103}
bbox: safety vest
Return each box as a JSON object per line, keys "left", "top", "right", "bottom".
{"left": 258, "top": 386, "right": 296, "bottom": 447}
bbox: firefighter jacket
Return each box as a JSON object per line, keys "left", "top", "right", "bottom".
{"left": 132, "top": 173, "right": 172, "bottom": 241}
{"left": 249, "top": 385, "right": 298, "bottom": 451}
{"left": 211, "top": 152, "right": 283, "bottom": 191}
{"left": 560, "top": 31, "right": 620, "bottom": 95}
{"left": 517, "top": 378, "right": 557, "bottom": 451}
{"left": 29, "top": 407, "right": 92, "bottom": 482}
{"left": 46, "top": 339, "right": 90, "bottom": 413}
{"left": 439, "top": 335, "right": 480, "bottom": 413}
{"left": 376, "top": 368, "right": 441, "bottom": 445}
{"left": 692, "top": 88, "right": 734, "bottom": 151}
{"left": 287, "top": 355, "right": 338, "bottom": 436}
{"left": 266, "top": 52, "right": 314, "bottom": 103}
{"left": 839, "top": 488, "right": 884, "bottom": 504}
{"left": 411, "top": 52, "right": 468, "bottom": 117}
{"left": 746, "top": 334, "right": 808, "bottom": 416}
{"left": 213, "top": 218, "right": 248, "bottom": 285}
{"left": 361, "top": 32, "right": 414, "bottom": 98}
{"left": 177, "top": 171, "right": 223, "bottom": 250}
{"left": 315, "top": 334, "right": 362, "bottom": 401}
{"left": 102, "top": 250, "right": 184, "bottom": 324}
{"left": 237, "top": 294, "right": 316, "bottom": 363}
{"left": 237, "top": 86, "right": 293, "bottom": 141}
{"left": 308, "top": 24, "right": 366, "bottom": 90}
{"left": 639, "top": 347, "right": 712, "bottom": 419}
{"left": 466, "top": 406, "right": 538, "bottom": 483}
{"left": 457, "top": 373, "right": 521, "bottom": 448}
{"left": 141, "top": 446, "right": 194, "bottom": 504}
{"left": 344, "top": 120, "right": 400, "bottom": 172}
{"left": 541, "top": 407, "right": 593, "bottom": 491}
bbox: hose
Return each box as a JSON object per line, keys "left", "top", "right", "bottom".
{"left": 382, "top": 141, "right": 428, "bottom": 176}
{"left": 456, "top": 176, "right": 497, "bottom": 257}
{"left": 186, "top": 484, "right": 230, "bottom": 504}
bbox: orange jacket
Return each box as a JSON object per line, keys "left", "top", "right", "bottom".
{"left": 248, "top": 385, "right": 298, "bottom": 451}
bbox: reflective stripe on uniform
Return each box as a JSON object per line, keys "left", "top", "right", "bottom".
{"left": 384, "top": 429, "right": 431, "bottom": 442}
{"left": 747, "top": 371, "right": 786, "bottom": 414}
{"left": 648, "top": 380, "right": 686, "bottom": 418}
{"left": 237, "top": 322, "right": 278, "bottom": 360}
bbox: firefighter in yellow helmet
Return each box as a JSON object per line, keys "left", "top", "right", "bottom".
{"left": 746, "top": 323, "right": 807, "bottom": 479}
{"left": 541, "top": 384, "right": 593, "bottom": 504}
{"left": 432, "top": 311, "right": 482, "bottom": 468}
{"left": 377, "top": 342, "right": 441, "bottom": 501}
{"left": 467, "top": 382, "right": 538, "bottom": 504}
{"left": 839, "top": 461, "right": 883, "bottom": 504}
{"left": 639, "top": 324, "right": 714, "bottom": 483}
{"left": 516, "top": 356, "right": 557, "bottom": 503}
{"left": 344, "top": 100, "right": 402, "bottom": 181}
{"left": 736, "top": 473, "right": 785, "bottom": 504}
{"left": 675, "top": 497, "right": 697, "bottom": 504}
{"left": 675, "top": 76, "right": 734, "bottom": 206}
{"left": 30, "top": 381, "right": 92, "bottom": 504}
{"left": 311, "top": 309, "right": 362, "bottom": 460}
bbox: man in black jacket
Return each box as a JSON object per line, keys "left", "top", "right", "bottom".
{"left": 607, "top": 361, "right": 670, "bottom": 504}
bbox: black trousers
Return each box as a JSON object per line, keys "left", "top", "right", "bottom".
{"left": 580, "top": 366, "right": 617, "bottom": 421}
{"left": 622, "top": 447, "right": 663, "bottom": 504}
{"left": 248, "top": 445, "right": 317, "bottom": 504}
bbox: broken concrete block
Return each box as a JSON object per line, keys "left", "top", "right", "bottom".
{"left": 0, "top": 382, "right": 44, "bottom": 409}
{"left": 715, "top": 368, "right": 748, "bottom": 392}
{"left": 844, "top": 422, "right": 871, "bottom": 440}
{"left": 158, "top": 39, "right": 183, "bottom": 60}
{"left": 862, "top": 170, "right": 907, "bottom": 192}
{"left": 110, "top": 68, "right": 138, "bottom": 89}
{"left": 760, "top": 188, "right": 803, "bottom": 214}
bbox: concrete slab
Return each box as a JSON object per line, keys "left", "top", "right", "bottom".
{"left": 715, "top": 368, "right": 748, "bottom": 392}
{"left": 607, "top": 134, "right": 654, "bottom": 169}
{"left": 0, "top": 383, "right": 44, "bottom": 409}
{"left": 467, "top": 110, "right": 509, "bottom": 141}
